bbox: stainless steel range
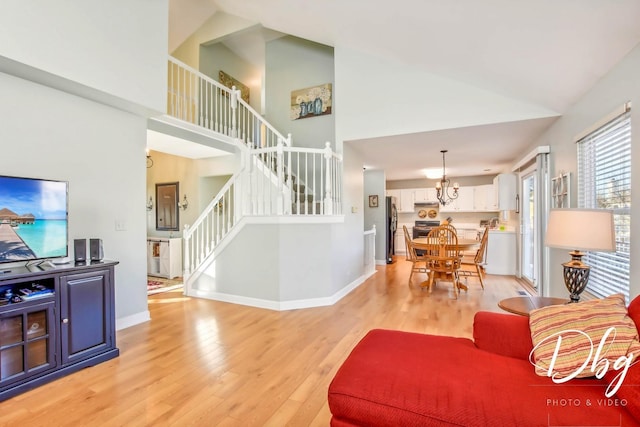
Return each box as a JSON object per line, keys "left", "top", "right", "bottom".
{"left": 413, "top": 220, "right": 441, "bottom": 238}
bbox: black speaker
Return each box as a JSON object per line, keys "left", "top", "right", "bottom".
{"left": 90, "top": 238, "right": 104, "bottom": 262}
{"left": 74, "top": 239, "right": 86, "bottom": 264}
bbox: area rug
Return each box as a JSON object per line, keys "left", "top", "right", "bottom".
{"left": 147, "top": 277, "right": 184, "bottom": 295}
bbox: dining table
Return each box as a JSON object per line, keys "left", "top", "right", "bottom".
{"left": 411, "top": 237, "right": 480, "bottom": 292}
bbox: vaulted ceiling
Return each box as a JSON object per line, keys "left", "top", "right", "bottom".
{"left": 164, "top": 0, "right": 640, "bottom": 180}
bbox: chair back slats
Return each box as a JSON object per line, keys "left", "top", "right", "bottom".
{"left": 423, "top": 226, "right": 461, "bottom": 272}
{"left": 460, "top": 226, "right": 488, "bottom": 289}
{"left": 475, "top": 226, "right": 489, "bottom": 264}
{"left": 404, "top": 225, "right": 428, "bottom": 287}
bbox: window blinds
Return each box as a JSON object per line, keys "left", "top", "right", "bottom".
{"left": 577, "top": 110, "right": 631, "bottom": 300}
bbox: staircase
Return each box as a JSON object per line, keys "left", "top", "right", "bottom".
{"left": 159, "top": 57, "right": 343, "bottom": 290}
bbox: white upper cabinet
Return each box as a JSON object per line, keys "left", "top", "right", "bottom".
{"left": 389, "top": 185, "right": 501, "bottom": 213}
{"left": 413, "top": 188, "right": 428, "bottom": 203}
{"left": 493, "top": 173, "right": 517, "bottom": 211}
{"left": 440, "top": 186, "right": 474, "bottom": 212}
{"left": 387, "top": 189, "right": 414, "bottom": 212}
{"left": 413, "top": 188, "right": 438, "bottom": 203}
{"left": 473, "top": 184, "right": 497, "bottom": 211}
{"left": 399, "top": 189, "right": 414, "bottom": 212}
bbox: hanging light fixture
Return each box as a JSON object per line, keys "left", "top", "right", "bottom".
{"left": 435, "top": 150, "right": 459, "bottom": 206}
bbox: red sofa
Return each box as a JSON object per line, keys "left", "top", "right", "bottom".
{"left": 328, "top": 296, "right": 640, "bottom": 426}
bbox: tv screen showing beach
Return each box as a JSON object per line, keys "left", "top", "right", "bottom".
{"left": 0, "top": 175, "right": 68, "bottom": 263}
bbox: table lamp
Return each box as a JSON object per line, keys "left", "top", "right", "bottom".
{"left": 544, "top": 209, "right": 615, "bottom": 303}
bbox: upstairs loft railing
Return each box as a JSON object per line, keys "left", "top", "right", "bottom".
{"left": 166, "top": 56, "right": 344, "bottom": 280}
{"left": 168, "top": 57, "right": 289, "bottom": 151}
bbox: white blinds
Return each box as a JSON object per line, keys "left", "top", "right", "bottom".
{"left": 577, "top": 110, "right": 631, "bottom": 301}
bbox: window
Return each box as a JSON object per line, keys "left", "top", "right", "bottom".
{"left": 577, "top": 107, "right": 631, "bottom": 300}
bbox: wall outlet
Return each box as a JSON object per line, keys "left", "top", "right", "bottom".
{"left": 115, "top": 220, "right": 127, "bottom": 231}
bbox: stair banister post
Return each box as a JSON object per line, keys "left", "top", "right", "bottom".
{"left": 276, "top": 138, "right": 285, "bottom": 214}
{"left": 183, "top": 224, "right": 191, "bottom": 285}
{"left": 244, "top": 146, "right": 253, "bottom": 215}
{"left": 286, "top": 133, "right": 293, "bottom": 183}
{"left": 230, "top": 85, "right": 239, "bottom": 138}
{"left": 324, "top": 141, "right": 334, "bottom": 215}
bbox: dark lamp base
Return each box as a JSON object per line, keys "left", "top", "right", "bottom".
{"left": 562, "top": 256, "right": 590, "bottom": 303}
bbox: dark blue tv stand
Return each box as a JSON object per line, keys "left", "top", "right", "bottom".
{"left": 0, "top": 260, "right": 119, "bottom": 401}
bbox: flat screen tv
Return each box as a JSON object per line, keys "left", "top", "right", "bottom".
{"left": 0, "top": 175, "right": 68, "bottom": 264}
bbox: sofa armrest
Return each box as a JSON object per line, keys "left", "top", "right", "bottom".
{"left": 473, "top": 311, "right": 533, "bottom": 359}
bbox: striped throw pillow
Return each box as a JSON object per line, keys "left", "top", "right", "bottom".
{"left": 529, "top": 293, "right": 640, "bottom": 379}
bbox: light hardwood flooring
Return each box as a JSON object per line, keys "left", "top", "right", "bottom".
{"left": 0, "top": 257, "right": 525, "bottom": 426}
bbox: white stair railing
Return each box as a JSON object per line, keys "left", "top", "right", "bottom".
{"left": 183, "top": 142, "right": 343, "bottom": 281}
{"left": 364, "top": 225, "right": 377, "bottom": 276}
{"left": 166, "top": 56, "right": 344, "bottom": 281}
{"left": 246, "top": 141, "right": 343, "bottom": 216}
{"left": 168, "top": 57, "right": 289, "bottom": 150}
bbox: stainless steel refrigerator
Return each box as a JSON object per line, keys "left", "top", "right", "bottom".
{"left": 386, "top": 196, "right": 398, "bottom": 264}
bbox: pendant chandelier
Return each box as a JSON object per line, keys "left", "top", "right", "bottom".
{"left": 435, "top": 150, "right": 459, "bottom": 206}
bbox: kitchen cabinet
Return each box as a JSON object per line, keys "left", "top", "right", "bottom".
{"left": 148, "top": 238, "right": 182, "bottom": 279}
{"left": 399, "top": 189, "right": 414, "bottom": 212}
{"left": 386, "top": 189, "right": 414, "bottom": 213}
{"left": 439, "top": 186, "right": 474, "bottom": 212}
{"left": 413, "top": 188, "right": 437, "bottom": 203}
{"left": 395, "top": 231, "right": 406, "bottom": 255}
{"left": 386, "top": 189, "right": 413, "bottom": 212}
{"left": 494, "top": 173, "right": 517, "bottom": 211}
{"left": 485, "top": 230, "right": 516, "bottom": 275}
{"left": 473, "top": 184, "right": 497, "bottom": 211}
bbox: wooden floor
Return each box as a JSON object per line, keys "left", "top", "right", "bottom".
{"left": 0, "top": 257, "right": 525, "bottom": 426}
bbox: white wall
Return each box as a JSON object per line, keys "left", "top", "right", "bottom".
{"left": 194, "top": 222, "right": 342, "bottom": 307}
{"left": 0, "top": 72, "right": 149, "bottom": 325}
{"left": 171, "top": 11, "right": 256, "bottom": 68}
{"left": 0, "top": 0, "right": 167, "bottom": 113}
{"left": 364, "top": 170, "right": 386, "bottom": 263}
{"left": 199, "top": 43, "right": 262, "bottom": 113}
{"left": 330, "top": 143, "right": 367, "bottom": 292}
{"left": 523, "top": 42, "right": 640, "bottom": 300}
{"left": 265, "top": 36, "right": 335, "bottom": 149}
{"left": 0, "top": 0, "right": 169, "bottom": 329}
{"left": 334, "top": 47, "right": 559, "bottom": 142}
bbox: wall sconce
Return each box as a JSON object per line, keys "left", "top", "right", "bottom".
{"left": 146, "top": 148, "right": 153, "bottom": 168}
{"left": 178, "top": 195, "right": 188, "bottom": 210}
{"left": 146, "top": 196, "right": 153, "bottom": 211}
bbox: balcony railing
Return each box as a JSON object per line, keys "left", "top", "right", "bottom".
{"left": 168, "top": 57, "right": 289, "bottom": 150}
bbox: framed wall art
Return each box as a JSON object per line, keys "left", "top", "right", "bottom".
{"left": 156, "top": 182, "right": 180, "bottom": 231}
{"left": 369, "top": 195, "right": 379, "bottom": 208}
{"left": 219, "top": 70, "right": 250, "bottom": 103}
{"left": 290, "top": 83, "right": 332, "bottom": 120}
{"left": 551, "top": 172, "right": 570, "bottom": 208}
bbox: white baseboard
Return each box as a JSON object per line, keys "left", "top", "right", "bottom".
{"left": 187, "top": 270, "right": 375, "bottom": 311}
{"left": 116, "top": 310, "right": 151, "bottom": 331}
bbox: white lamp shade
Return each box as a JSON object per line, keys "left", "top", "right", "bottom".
{"left": 545, "top": 209, "right": 615, "bottom": 252}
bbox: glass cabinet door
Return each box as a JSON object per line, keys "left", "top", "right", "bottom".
{"left": 0, "top": 303, "right": 56, "bottom": 385}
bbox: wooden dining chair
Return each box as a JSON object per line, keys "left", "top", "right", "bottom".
{"left": 422, "top": 225, "right": 463, "bottom": 298}
{"left": 403, "top": 225, "right": 428, "bottom": 287}
{"left": 460, "top": 226, "right": 489, "bottom": 289}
